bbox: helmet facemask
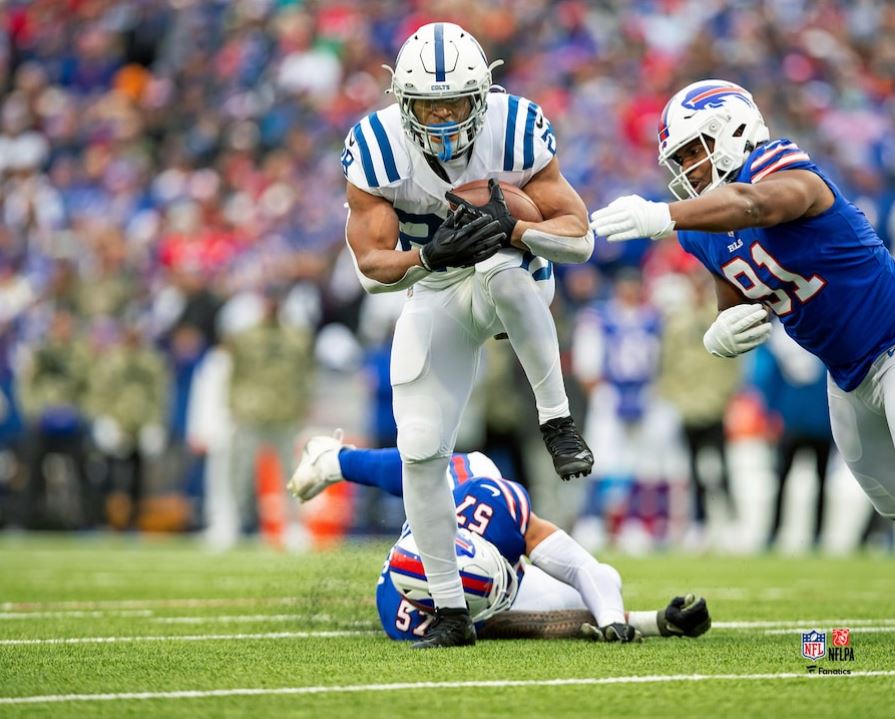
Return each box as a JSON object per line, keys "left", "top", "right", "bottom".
{"left": 660, "top": 123, "right": 746, "bottom": 200}
{"left": 396, "top": 87, "right": 488, "bottom": 162}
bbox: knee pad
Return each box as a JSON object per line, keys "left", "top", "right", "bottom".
{"left": 397, "top": 418, "right": 443, "bottom": 463}
{"left": 488, "top": 268, "right": 536, "bottom": 308}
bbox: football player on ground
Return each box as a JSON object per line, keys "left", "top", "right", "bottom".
{"left": 590, "top": 80, "right": 895, "bottom": 524}
{"left": 343, "top": 22, "right": 595, "bottom": 647}
{"left": 289, "top": 432, "right": 711, "bottom": 644}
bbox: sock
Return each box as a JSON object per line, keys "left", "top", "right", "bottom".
{"left": 528, "top": 529, "right": 625, "bottom": 626}
{"left": 627, "top": 610, "right": 662, "bottom": 637}
{"left": 488, "top": 269, "right": 569, "bottom": 423}
{"left": 402, "top": 456, "right": 466, "bottom": 609}
{"left": 338, "top": 448, "right": 404, "bottom": 497}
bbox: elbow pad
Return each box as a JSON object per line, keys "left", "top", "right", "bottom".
{"left": 357, "top": 264, "right": 430, "bottom": 294}
{"left": 346, "top": 242, "right": 429, "bottom": 294}
{"left": 521, "top": 228, "right": 594, "bottom": 264}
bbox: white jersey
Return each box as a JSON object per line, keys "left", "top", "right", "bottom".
{"left": 342, "top": 92, "right": 557, "bottom": 289}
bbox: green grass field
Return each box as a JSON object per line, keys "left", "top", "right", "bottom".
{"left": 0, "top": 535, "right": 892, "bottom": 719}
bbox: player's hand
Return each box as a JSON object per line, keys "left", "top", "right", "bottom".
{"left": 446, "top": 178, "right": 517, "bottom": 247}
{"left": 658, "top": 594, "right": 711, "bottom": 638}
{"left": 589, "top": 195, "right": 675, "bottom": 242}
{"left": 703, "top": 304, "right": 772, "bottom": 358}
{"left": 420, "top": 206, "right": 505, "bottom": 271}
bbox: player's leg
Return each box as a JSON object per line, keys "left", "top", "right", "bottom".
{"left": 476, "top": 258, "right": 592, "bottom": 480}
{"left": 392, "top": 284, "right": 481, "bottom": 646}
{"left": 290, "top": 441, "right": 502, "bottom": 501}
{"left": 827, "top": 370, "right": 895, "bottom": 519}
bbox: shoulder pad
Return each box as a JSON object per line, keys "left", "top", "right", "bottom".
{"left": 489, "top": 94, "right": 556, "bottom": 173}
{"left": 341, "top": 105, "right": 410, "bottom": 191}
{"left": 742, "top": 138, "right": 812, "bottom": 183}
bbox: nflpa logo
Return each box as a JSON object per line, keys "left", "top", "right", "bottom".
{"left": 832, "top": 628, "right": 850, "bottom": 647}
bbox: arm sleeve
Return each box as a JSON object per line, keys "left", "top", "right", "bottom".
{"left": 528, "top": 529, "right": 626, "bottom": 627}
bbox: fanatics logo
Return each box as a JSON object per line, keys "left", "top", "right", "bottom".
{"left": 801, "top": 630, "right": 826, "bottom": 661}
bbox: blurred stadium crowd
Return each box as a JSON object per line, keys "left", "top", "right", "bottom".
{"left": 0, "top": 0, "right": 893, "bottom": 552}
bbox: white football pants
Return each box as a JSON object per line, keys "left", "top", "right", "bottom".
{"left": 393, "top": 250, "right": 556, "bottom": 608}
{"left": 827, "top": 347, "right": 895, "bottom": 519}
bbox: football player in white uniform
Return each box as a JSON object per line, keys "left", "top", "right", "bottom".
{"left": 341, "top": 22, "right": 594, "bottom": 647}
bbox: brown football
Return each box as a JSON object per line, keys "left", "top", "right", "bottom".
{"left": 448, "top": 179, "right": 543, "bottom": 223}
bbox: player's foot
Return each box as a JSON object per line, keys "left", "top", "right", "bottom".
{"left": 410, "top": 607, "right": 476, "bottom": 649}
{"left": 580, "top": 622, "right": 643, "bottom": 643}
{"left": 287, "top": 429, "right": 352, "bottom": 502}
{"left": 539, "top": 416, "right": 594, "bottom": 480}
{"left": 658, "top": 594, "right": 711, "bottom": 638}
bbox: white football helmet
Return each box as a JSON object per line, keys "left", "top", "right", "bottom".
{"left": 386, "top": 22, "right": 502, "bottom": 161}
{"left": 388, "top": 528, "right": 518, "bottom": 622}
{"left": 658, "top": 80, "right": 769, "bottom": 199}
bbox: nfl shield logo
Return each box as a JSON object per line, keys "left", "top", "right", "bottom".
{"left": 802, "top": 630, "right": 826, "bottom": 660}
{"left": 832, "top": 628, "right": 850, "bottom": 647}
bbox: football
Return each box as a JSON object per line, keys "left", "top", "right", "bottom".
{"left": 449, "top": 179, "right": 544, "bottom": 222}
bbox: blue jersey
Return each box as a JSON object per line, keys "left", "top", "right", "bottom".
{"left": 376, "top": 476, "right": 531, "bottom": 641}
{"left": 678, "top": 138, "right": 895, "bottom": 391}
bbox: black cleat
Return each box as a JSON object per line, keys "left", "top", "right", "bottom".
{"left": 410, "top": 607, "right": 476, "bottom": 649}
{"left": 539, "top": 416, "right": 594, "bottom": 480}
{"left": 580, "top": 622, "right": 643, "bottom": 643}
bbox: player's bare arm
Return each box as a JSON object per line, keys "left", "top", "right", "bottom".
{"left": 522, "top": 512, "right": 559, "bottom": 555}
{"left": 713, "top": 273, "right": 750, "bottom": 311}
{"left": 514, "top": 157, "right": 590, "bottom": 248}
{"left": 668, "top": 170, "right": 835, "bottom": 232}
{"left": 345, "top": 182, "right": 420, "bottom": 285}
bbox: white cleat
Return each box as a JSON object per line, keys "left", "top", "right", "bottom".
{"left": 287, "top": 429, "right": 352, "bottom": 502}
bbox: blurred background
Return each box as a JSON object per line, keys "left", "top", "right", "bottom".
{"left": 0, "top": 0, "right": 893, "bottom": 556}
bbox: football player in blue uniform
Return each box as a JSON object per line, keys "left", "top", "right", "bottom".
{"left": 590, "top": 80, "right": 895, "bottom": 523}
{"left": 344, "top": 22, "right": 595, "bottom": 647}
{"left": 289, "top": 431, "right": 711, "bottom": 644}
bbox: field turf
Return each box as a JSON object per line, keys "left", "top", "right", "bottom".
{"left": 0, "top": 535, "right": 892, "bottom": 718}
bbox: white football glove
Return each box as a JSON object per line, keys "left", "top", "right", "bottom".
{"left": 589, "top": 195, "right": 676, "bottom": 242}
{"left": 703, "top": 304, "right": 772, "bottom": 358}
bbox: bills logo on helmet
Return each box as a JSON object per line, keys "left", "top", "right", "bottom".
{"left": 679, "top": 83, "right": 757, "bottom": 111}
{"left": 658, "top": 82, "right": 755, "bottom": 148}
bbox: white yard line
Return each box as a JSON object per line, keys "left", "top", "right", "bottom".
{"left": 2, "top": 671, "right": 894, "bottom": 705}
{"left": 0, "top": 610, "right": 153, "bottom": 621}
{"left": 714, "top": 619, "right": 895, "bottom": 629}
{"left": 0, "top": 597, "right": 304, "bottom": 611}
{"left": 0, "top": 630, "right": 376, "bottom": 646}
{"left": 763, "top": 626, "right": 895, "bottom": 635}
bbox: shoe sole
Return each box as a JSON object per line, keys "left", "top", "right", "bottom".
{"left": 556, "top": 459, "right": 594, "bottom": 481}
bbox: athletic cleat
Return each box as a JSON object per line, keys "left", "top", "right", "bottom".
{"left": 658, "top": 593, "right": 711, "bottom": 638}
{"left": 580, "top": 622, "right": 643, "bottom": 643}
{"left": 410, "top": 607, "right": 476, "bottom": 649}
{"left": 539, "top": 416, "right": 594, "bottom": 480}
{"left": 287, "top": 429, "right": 352, "bottom": 502}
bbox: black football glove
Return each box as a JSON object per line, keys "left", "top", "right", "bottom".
{"left": 445, "top": 178, "right": 517, "bottom": 247}
{"left": 657, "top": 594, "right": 711, "bottom": 638}
{"left": 419, "top": 205, "right": 505, "bottom": 272}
